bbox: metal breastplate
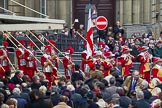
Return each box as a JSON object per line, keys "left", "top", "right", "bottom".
{"left": 20, "top": 59, "right": 26, "bottom": 66}
{"left": 2, "top": 60, "right": 8, "bottom": 66}
{"left": 27, "top": 61, "right": 34, "bottom": 67}
{"left": 43, "top": 65, "right": 52, "bottom": 72}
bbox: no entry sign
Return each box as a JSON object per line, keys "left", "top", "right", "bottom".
{"left": 95, "top": 16, "right": 108, "bottom": 30}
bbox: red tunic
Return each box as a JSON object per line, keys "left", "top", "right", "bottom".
{"left": 0, "top": 49, "right": 10, "bottom": 77}
{"left": 24, "top": 49, "right": 37, "bottom": 78}
{"left": 16, "top": 48, "right": 26, "bottom": 72}
{"left": 101, "top": 59, "right": 116, "bottom": 77}
{"left": 118, "top": 54, "right": 135, "bottom": 76}
{"left": 152, "top": 64, "right": 162, "bottom": 81}
{"left": 138, "top": 51, "right": 151, "bottom": 82}
{"left": 63, "top": 55, "right": 74, "bottom": 80}
{"left": 41, "top": 54, "right": 55, "bottom": 88}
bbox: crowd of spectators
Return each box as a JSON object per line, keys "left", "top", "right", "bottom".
{"left": 0, "top": 65, "right": 162, "bottom": 108}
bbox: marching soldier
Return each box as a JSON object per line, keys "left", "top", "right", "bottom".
{"left": 138, "top": 46, "right": 152, "bottom": 82}
{"left": 102, "top": 51, "right": 115, "bottom": 77}
{"left": 15, "top": 40, "right": 26, "bottom": 73}
{"left": 63, "top": 46, "right": 75, "bottom": 80}
{"left": 0, "top": 41, "right": 10, "bottom": 78}
{"left": 118, "top": 46, "right": 135, "bottom": 76}
{"left": 24, "top": 41, "right": 37, "bottom": 79}
{"left": 41, "top": 46, "right": 57, "bottom": 88}
{"left": 152, "top": 57, "right": 162, "bottom": 81}
{"left": 2, "top": 41, "right": 10, "bottom": 71}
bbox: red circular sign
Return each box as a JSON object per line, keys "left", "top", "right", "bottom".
{"left": 95, "top": 16, "right": 108, "bottom": 30}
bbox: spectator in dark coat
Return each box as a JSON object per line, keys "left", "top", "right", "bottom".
{"left": 87, "top": 92, "right": 99, "bottom": 108}
{"left": 9, "top": 88, "right": 27, "bottom": 108}
{"left": 136, "top": 91, "right": 151, "bottom": 108}
{"left": 26, "top": 90, "right": 50, "bottom": 108}
{"left": 153, "top": 41, "right": 162, "bottom": 58}
{"left": 11, "top": 71, "right": 23, "bottom": 85}
{"left": 30, "top": 75, "right": 41, "bottom": 90}
{"left": 139, "top": 80, "right": 152, "bottom": 101}
{"left": 71, "top": 64, "right": 84, "bottom": 83}
{"left": 50, "top": 86, "right": 60, "bottom": 106}
{"left": 130, "top": 42, "right": 141, "bottom": 62}
{"left": 116, "top": 87, "right": 132, "bottom": 108}
{"left": 84, "top": 72, "right": 94, "bottom": 90}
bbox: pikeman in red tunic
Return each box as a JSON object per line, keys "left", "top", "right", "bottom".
{"left": 2, "top": 41, "right": 10, "bottom": 71}
{"left": 118, "top": 46, "right": 135, "bottom": 76}
{"left": 138, "top": 46, "right": 152, "bottom": 82}
{"left": 0, "top": 41, "right": 10, "bottom": 78}
{"left": 41, "top": 46, "right": 57, "bottom": 88}
{"left": 63, "top": 46, "right": 75, "bottom": 80}
{"left": 24, "top": 41, "right": 37, "bottom": 79}
{"left": 102, "top": 51, "right": 115, "bottom": 77}
{"left": 15, "top": 40, "right": 26, "bottom": 73}
{"left": 152, "top": 57, "right": 162, "bottom": 81}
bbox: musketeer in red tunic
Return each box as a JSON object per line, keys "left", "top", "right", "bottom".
{"left": 118, "top": 46, "right": 135, "bottom": 76}
{"left": 152, "top": 57, "right": 162, "bottom": 81}
{"left": 15, "top": 40, "right": 26, "bottom": 73}
{"left": 102, "top": 51, "right": 115, "bottom": 77}
{"left": 41, "top": 46, "right": 57, "bottom": 88}
{"left": 138, "top": 46, "right": 152, "bottom": 82}
{"left": 2, "top": 41, "right": 10, "bottom": 71}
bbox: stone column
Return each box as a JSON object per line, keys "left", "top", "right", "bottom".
{"left": 8, "top": 0, "right": 25, "bottom": 16}
{"left": 143, "top": 0, "right": 151, "bottom": 24}
{"left": 119, "top": 0, "right": 124, "bottom": 25}
{"left": 47, "top": 0, "right": 58, "bottom": 19}
{"left": 160, "top": 0, "right": 162, "bottom": 22}
{"left": 132, "top": 0, "right": 140, "bottom": 24}
{"left": 58, "top": 0, "right": 72, "bottom": 26}
{"left": 123, "top": 0, "right": 132, "bottom": 25}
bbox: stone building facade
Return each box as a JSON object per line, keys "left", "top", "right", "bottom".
{"left": 1, "top": 0, "right": 162, "bottom": 38}
{"left": 118, "top": 0, "right": 162, "bottom": 38}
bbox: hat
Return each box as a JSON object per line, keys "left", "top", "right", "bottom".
{"left": 121, "top": 46, "right": 132, "bottom": 53}
{"left": 104, "top": 51, "right": 115, "bottom": 57}
{"left": 65, "top": 46, "right": 74, "bottom": 55}
{"left": 2, "top": 41, "right": 8, "bottom": 47}
{"left": 48, "top": 40, "right": 56, "bottom": 45}
{"left": 138, "top": 46, "right": 149, "bottom": 52}
{"left": 98, "top": 42, "right": 106, "bottom": 49}
{"left": 67, "top": 85, "right": 75, "bottom": 92}
{"left": 152, "top": 57, "right": 162, "bottom": 63}
{"left": 18, "top": 40, "right": 25, "bottom": 46}
{"left": 45, "top": 46, "right": 52, "bottom": 53}
{"left": 111, "top": 93, "right": 120, "bottom": 100}
{"left": 156, "top": 41, "right": 161, "bottom": 45}
{"left": 27, "top": 41, "right": 34, "bottom": 47}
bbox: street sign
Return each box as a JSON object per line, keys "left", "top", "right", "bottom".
{"left": 95, "top": 16, "right": 108, "bottom": 30}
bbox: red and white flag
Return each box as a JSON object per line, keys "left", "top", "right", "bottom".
{"left": 86, "top": 8, "right": 94, "bottom": 58}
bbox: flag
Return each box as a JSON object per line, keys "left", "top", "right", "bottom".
{"left": 91, "top": 6, "right": 97, "bottom": 27}
{"left": 92, "top": 6, "right": 97, "bottom": 19}
{"left": 86, "top": 8, "right": 94, "bottom": 58}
